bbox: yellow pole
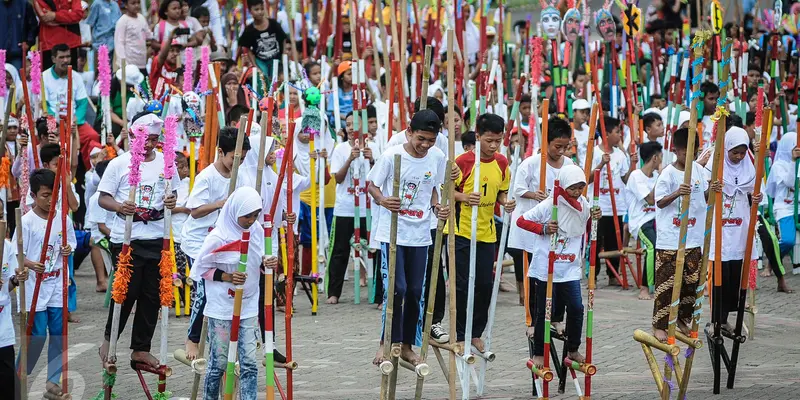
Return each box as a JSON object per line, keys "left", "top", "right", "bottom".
{"left": 310, "top": 136, "right": 318, "bottom": 315}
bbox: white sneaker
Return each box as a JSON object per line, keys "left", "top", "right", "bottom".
{"left": 430, "top": 323, "right": 449, "bottom": 344}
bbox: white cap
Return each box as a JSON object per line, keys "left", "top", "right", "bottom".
{"left": 116, "top": 65, "right": 145, "bottom": 87}
{"left": 6, "top": 116, "right": 18, "bottom": 127}
{"left": 486, "top": 26, "right": 497, "bottom": 36}
{"left": 130, "top": 113, "right": 164, "bottom": 137}
{"left": 572, "top": 99, "right": 590, "bottom": 110}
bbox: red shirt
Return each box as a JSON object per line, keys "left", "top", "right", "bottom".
{"left": 149, "top": 58, "right": 178, "bottom": 99}
{"left": 35, "top": 0, "right": 84, "bottom": 50}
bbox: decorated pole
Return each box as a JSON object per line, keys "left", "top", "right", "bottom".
{"left": 60, "top": 106, "right": 71, "bottom": 399}
{"left": 351, "top": 61, "right": 364, "bottom": 304}
{"left": 379, "top": 154, "right": 402, "bottom": 400}
{"left": 584, "top": 169, "right": 601, "bottom": 398}
{"left": 540, "top": 181, "right": 562, "bottom": 399}
{"left": 445, "top": 29, "right": 458, "bottom": 399}
{"left": 121, "top": 60, "right": 129, "bottom": 151}
{"left": 286, "top": 104, "right": 297, "bottom": 400}
{"left": 14, "top": 209, "right": 27, "bottom": 400}
{"left": 358, "top": 60, "right": 374, "bottom": 302}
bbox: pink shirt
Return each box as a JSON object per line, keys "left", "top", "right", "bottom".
{"left": 114, "top": 13, "right": 152, "bottom": 69}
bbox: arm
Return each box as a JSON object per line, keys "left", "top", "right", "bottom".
{"left": 368, "top": 181, "right": 383, "bottom": 203}
{"left": 66, "top": 186, "right": 79, "bottom": 212}
{"left": 656, "top": 188, "right": 683, "bottom": 209}
{"left": 52, "top": 0, "right": 85, "bottom": 24}
{"left": 98, "top": 192, "right": 122, "bottom": 213}
{"left": 98, "top": 222, "right": 111, "bottom": 237}
{"left": 158, "top": 30, "right": 175, "bottom": 65}
{"left": 114, "top": 19, "right": 126, "bottom": 64}
{"left": 190, "top": 200, "right": 225, "bottom": 219}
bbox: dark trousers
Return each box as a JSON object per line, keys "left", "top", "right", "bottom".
{"left": 327, "top": 216, "right": 367, "bottom": 299}
{"left": 508, "top": 248, "right": 531, "bottom": 283}
{"left": 757, "top": 215, "right": 785, "bottom": 278}
{"left": 0, "top": 345, "right": 20, "bottom": 400}
{"left": 595, "top": 216, "right": 624, "bottom": 279}
{"left": 186, "top": 255, "right": 205, "bottom": 344}
{"left": 532, "top": 279, "right": 584, "bottom": 355}
{"left": 424, "top": 229, "right": 446, "bottom": 325}
{"left": 449, "top": 235, "right": 495, "bottom": 341}
{"left": 380, "top": 243, "right": 428, "bottom": 344}
{"left": 718, "top": 259, "right": 743, "bottom": 325}
{"left": 104, "top": 239, "right": 162, "bottom": 352}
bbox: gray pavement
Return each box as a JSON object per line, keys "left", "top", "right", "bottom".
{"left": 17, "top": 256, "right": 800, "bottom": 399}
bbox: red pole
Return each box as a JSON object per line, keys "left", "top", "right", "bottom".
{"left": 285, "top": 105, "right": 295, "bottom": 400}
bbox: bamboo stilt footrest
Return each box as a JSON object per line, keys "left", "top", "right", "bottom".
{"left": 173, "top": 349, "right": 207, "bottom": 373}
{"left": 429, "top": 341, "right": 475, "bottom": 364}
{"left": 261, "top": 359, "right": 299, "bottom": 370}
{"left": 563, "top": 357, "right": 597, "bottom": 376}
{"left": 526, "top": 359, "right": 554, "bottom": 382}
{"left": 675, "top": 331, "right": 703, "bottom": 349}
{"left": 398, "top": 358, "right": 430, "bottom": 377}
{"left": 633, "top": 329, "right": 680, "bottom": 356}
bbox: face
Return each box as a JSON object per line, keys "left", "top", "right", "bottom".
{"left": 607, "top": 125, "right": 622, "bottom": 146}
{"left": 34, "top": 186, "right": 53, "bottom": 212}
{"left": 283, "top": 40, "right": 293, "bottom": 55}
{"left": 596, "top": 10, "right": 616, "bottom": 42}
{"left": 167, "top": 0, "right": 182, "bottom": 20}
{"left": 561, "top": 9, "right": 581, "bottom": 43}
{"left": 198, "top": 15, "right": 210, "bottom": 27}
{"left": 748, "top": 94, "right": 759, "bottom": 112}
{"left": 53, "top": 50, "right": 71, "bottom": 73}
{"left": 703, "top": 92, "right": 719, "bottom": 114}
{"left": 653, "top": 98, "right": 666, "bottom": 108}
{"left": 451, "top": 112, "right": 463, "bottom": 137}
{"left": 368, "top": 117, "right": 378, "bottom": 135}
{"left": 407, "top": 130, "right": 438, "bottom": 155}
{"left": 238, "top": 209, "right": 262, "bottom": 230}
{"left": 747, "top": 70, "right": 761, "bottom": 88}
{"left": 309, "top": 65, "right": 321, "bottom": 85}
{"left": 289, "top": 88, "right": 299, "bottom": 106}
{"left": 342, "top": 70, "right": 352, "bottom": 85}
{"left": 541, "top": 7, "right": 562, "bottom": 39}
{"left": 46, "top": 158, "right": 59, "bottom": 173}
{"left": 144, "top": 134, "right": 160, "bottom": 153}
{"left": 297, "top": 130, "right": 310, "bottom": 144}
{"left": 548, "top": 137, "right": 570, "bottom": 161}
{"left": 176, "top": 155, "right": 189, "bottom": 179}
{"left": 478, "top": 131, "right": 503, "bottom": 158}
{"left": 728, "top": 144, "right": 748, "bottom": 164}
{"left": 345, "top": 115, "right": 354, "bottom": 139}
{"left": 574, "top": 74, "right": 587, "bottom": 89}
{"left": 250, "top": 3, "right": 265, "bottom": 20}
{"left": 167, "top": 46, "right": 182, "bottom": 64}
{"left": 565, "top": 182, "right": 586, "bottom": 199}
{"left": 574, "top": 109, "right": 589, "bottom": 125}
{"left": 76, "top": 56, "right": 86, "bottom": 70}
{"left": 126, "top": 0, "right": 141, "bottom": 14}
{"left": 519, "top": 102, "right": 531, "bottom": 118}
{"left": 647, "top": 120, "right": 665, "bottom": 137}
{"left": 90, "top": 151, "right": 105, "bottom": 168}
{"left": 6, "top": 126, "right": 18, "bottom": 142}
{"left": 181, "top": 2, "right": 189, "bottom": 17}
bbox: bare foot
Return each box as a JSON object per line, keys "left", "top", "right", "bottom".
{"left": 471, "top": 338, "right": 485, "bottom": 353}
{"left": 759, "top": 268, "right": 772, "bottom": 277}
{"left": 132, "top": 351, "right": 159, "bottom": 367}
{"left": 376, "top": 302, "right": 383, "bottom": 310}
{"left": 399, "top": 344, "right": 420, "bottom": 365}
{"left": 326, "top": 296, "right": 339, "bottom": 304}
{"left": 525, "top": 326, "right": 535, "bottom": 338}
{"left": 551, "top": 322, "right": 565, "bottom": 336}
{"left": 360, "top": 275, "right": 367, "bottom": 287}
{"left": 185, "top": 339, "right": 199, "bottom": 361}
{"left": 677, "top": 319, "right": 692, "bottom": 336}
{"left": 567, "top": 351, "right": 585, "bottom": 363}
{"left": 96, "top": 283, "right": 107, "bottom": 292}
{"left": 45, "top": 382, "right": 64, "bottom": 398}
{"left": 67, "top": 312, "right": 80, "bottom": 323}
{"left": 653, "top": 328, "right": 668, "bottom": 343}
{"left": 372, "top": 343, "right": 386, "bottom": 366}
{"left": 531, "top": 355, "right": 544, "bottom": 369}
{"left": 608, "top": 277, "right": 621, "bottom": 287}
{"left": 777, "top": 276, "right": 794, "bottom": 293}
{"left": 638, "top": 287, "right": 653, "bottom": 300}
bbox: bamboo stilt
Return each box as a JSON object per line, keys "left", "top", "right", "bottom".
{"left": 379, "top": 155, "right": 402, "bottom": 400}
{"left": 446, "top": 29, "right": 458, "bottom": 400}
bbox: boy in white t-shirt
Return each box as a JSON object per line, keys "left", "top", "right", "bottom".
{"left": 517, "top": 165, "right": 600, "bottom": 369}
{"left": 87, "top": 160, "right": 113, "bottom": 293}
{"left": 569, "top": 99, "right": 591, "bottom": 167}
{"left": 171, "top": 152, "right": 191, "bottom": 307}
{"left": 0, "top": 236, "right": 19, "bottom": 396}
{"left": 367, "top": 109, "right": 450, "bottom": 368}
{"left": 652, "top": 127, "right": 712, "bottom": 342}
{"left": 588, "top": 116, "right": 635, "bottom": 285}
{"left": 626, "top": 141, "right": 662, "bottom": 300}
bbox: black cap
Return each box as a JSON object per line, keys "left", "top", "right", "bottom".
{"left": 409, "top": 109, "right": 442, "bottom": 133}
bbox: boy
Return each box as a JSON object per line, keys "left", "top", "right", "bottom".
{"left": 699, "top": 81, "right": 720, "bottom": 149}
{"left": 570, "top": 99, "right": 591, "bottom": 167}
{"left": 588, "top": 116, "right": 634, "bottom": 285}
{"left": 182, "top": 127, "right": 251, "bottom": 358}
{"left": 28, "top": 144, "right": 80, "bottom": 213}
{"left": 18, "top": 169, "right": 77, "bottom": 399}
{"left": 367, "top": 109, "right": 450, "bottom": 366}
{"left": 461, "top": 131, "right": 476, "bottom": 153}
{"left": 87, "top": 160, "right": 112, "bottom": 292}
{"left": 519, "top": 94, "right": 532, "bottom": 134}
{"left": 172, "top": 152, "right": 191, "bottom": 303}
{"left": 238, "top": 0, "right": 288, "bottom": 78}
{"left": 98, "top": 113, "right": 180, "bottom": 368}
{"left": 642, "top": 112, "right": 665, "bottom": 143}
{"left": 448, "top": 113, "right": 515, "bottom": 352}
{"left": 626, "top": 141, "right": 662, "bottom": 300}
{"left": 149, "top": 29, "right": 183, "bottom": 100}
{"left": 517, "top": 165, "right": 600, "bottom": 368}
{"left": 650, "top": 94, "right": 667, "bottom": 109}
{"left": 652, "top": 127, "right": 709, "bottom": 341}
{"left": 0, "top": 231, "right": 20, "bottom": 398}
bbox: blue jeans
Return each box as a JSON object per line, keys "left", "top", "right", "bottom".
{"left": 24, "top": 307, "right": 64, "bottom": 384}
{"left": 204, "top": 316, "right": 259, "bottom": 400}
{"left": 532, "top": 279, "right": 584, "bottom": 355}
{"left": 778, "top": 216, "right": 797, "bottom": 257}
{"left": 68, "top": 254, "right": 77, "bottom": 312}
{"left": 380, "top": 243, "right": 428, "bottom": 345}
{"left": 299, "top": 202, "right": 334, "bottom": 246}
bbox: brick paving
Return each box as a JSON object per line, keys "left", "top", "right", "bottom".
{"left": 17, "top": 258, "right": 800, "bottom": 399}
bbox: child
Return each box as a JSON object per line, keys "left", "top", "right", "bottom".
{"left": 18, "top": 169, "right": 77, "bottom": 399}
{"left": 192, "top": 6, "right": 217, "bottom": 50}
{"left": 448, "top": 113, "right": 515, "bottom": 352}
{"left": 182, "top": 127, "right": 251, "bottom": 359}
{"left": 13, "top": 117, "right": 59, "bottom": 181}
{"left": 643, "top": 112, "right": 665, "bottom": 143}
{"left": 327, "top": 112, "right": 378, "bottom": 303}
{"left": 85, "top": 143, "right": 107, "bottom": 204}
{"left": 517, "top": 165, "right": 599, "bottom": 368}
{"left": 172, "top": 152, "right": 191, "bottom": 304}
{"left": 149, "top": 28, "right": 183, "bottom": 100}
{"left": 570, "top": 99, "right": 591, "bottom": 167}
{"left": 190, "top": 186, "right": 277, "bottom": 399}
{"left": 707, "top": 127, "right": 759, "bottom": 334}
{"left": 325, "top": 61, "right": 355, "bottom": 129}
{"left": 626, "top": 141, "right": 662, "bottom": 300}
{"left": 652, "top": 127, "right": 709, "bottom": 341}
{"left": 87, "top": 160, "right": 112, "bottom": 292}
{"left": 152, "top": 0, "right": 193, "bottom": 49}
{"left": 766, "top": 133, "right": 800, "bottom": 275}
{"left": 650, "top": 94, "right": 667, "bottom": 109}
{"left": 519, "top": 94, "right": 532, "bottom": 134}
{"left": 86, "top": 0, "right": 121, "bottom": 55}
{"left": 699, "top": 82, "right": 721, "bottom": 149}
{"left": 114, "top": 0, "right": 152, "bottom": 71}
{"left": 0, "top": 222, "right": 20, "bottom": 397}
{"left": 367, "top": 109, "right": 450, "bottom": 366}
{"left": 29, "top": 143, "right": 80, "bottom": 212}
{"left": 238, "top": 0, "right": 288, "bottom": 78}
{"left": 588, "top": 116, "right": 634, "bottom": 285}
{"left": 508, "top": 117, "right": 574, "bottom": 313}
{"left": 461, "top": 131, "right": 476, "bottom": 153}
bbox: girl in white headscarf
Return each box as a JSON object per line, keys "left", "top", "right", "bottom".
{"left": 766, "top": 133, "right": 800, "bottom": 265}
{"left": 190, "top": 186, "right": 276, "bottom": 399}
{"left": 4, "top": 63, "right": 23, "bottom": 112}
{"left": 517, "top": 164, "right": 600, "bottom": 368}
{"left": 706, "top": 127, "right": 760, "bottom": 332}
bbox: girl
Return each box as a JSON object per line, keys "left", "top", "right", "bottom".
{"left": 766, "top": 133, "right": 800, "bottom": 276}
{"left": 152, "top": 0, "right": 195, "bottom": 51}
{"left": 191, "top": 186, "right": 277, "bottom": 398}
{"left": 707, "top": 127, "right": 760, "bottom": 333}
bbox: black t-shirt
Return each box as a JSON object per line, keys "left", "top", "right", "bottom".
{"left": 238, "top": 19, "right": 287, "bottom": 64}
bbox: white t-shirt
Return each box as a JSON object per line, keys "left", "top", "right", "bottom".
{"left": 0, "top": 238, "right": 17, "bottom": 348}
{"left": 770, "top": 164, "right": 798, "bottom": 221}
{"left": 17, "top": 210, "right": 77, "bottom": 312}
{"left": 172, "top": 177, "right": 190, "bottom": 244}
{"left": 329, "top": 141, "right": 377, "bottom": 217}
{"left": 180, "top": 165, "right": 231, "bottom": 259}
{"left": 199, "top": 238, "right": 262, "bottom": 321}
{"left": 367, "top": 145, "right": 447, "bottom": 247}
{"left": 709, "top": 190, "right": 756, "bottom": 261}
{"left": 508, "top": 156, "right": 573, "bottom": 252}
{"left": 523, "top": 201, "right": 584, "bottom": 283}
{"left": 86, "top": 192, "right": 111, "bottom": 241}
{"left": 573, "top": 123, "right": 590, "bottom": 168}
{"left": 97, "top": 151, "right": 181, "bottom": 244}
{"left": 625, "top": 169, "right": 658, "bottom": 239}
{"left": 654, "top": 163, "right": 708, "bottom": 250}
{"left": 26, "top": 181, "right": 80, "bottom": 209}
{"left": 589, "top": 146, "right": 630, "bottom": 216}
{"left": 43, "top": 68, "right": 88, "bottom": 120}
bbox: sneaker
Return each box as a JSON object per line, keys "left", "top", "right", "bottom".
{"left": 430, "top": 323, "right": 449, "bottom": 344}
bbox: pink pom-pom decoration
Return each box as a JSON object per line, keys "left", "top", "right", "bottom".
{"left": 530, "top": 37, "right": 544, "bottom": 86}
{"left": 98, "top": 45, "right": 112, "bottom": 97}
{"left": 183, "top": 47, "right": 194, "bottom": 94}
{"left": 30, "top": 52, "right": 41, "bottom": 95}
{"left": 128, "top": 126, "right": 149, "bottom": 188}
{"left": 162, "top": 116, "right": 179, "bottom": 180}
{"left": 199, "top": 46, "right": 210, "bottom": 92}
{"left": 0, "top": 50, "right": 6, "bottom": 98}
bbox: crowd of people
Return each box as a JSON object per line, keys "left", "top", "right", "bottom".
{"left": 0, "top": 0, "right": 799, "bottom": 398}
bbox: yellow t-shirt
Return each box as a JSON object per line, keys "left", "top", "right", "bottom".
{"left": 445, "top": 151, "right": 510, "bottom": 243}
{"left": 298, "top": 162, "right": 337, "bottom": 208}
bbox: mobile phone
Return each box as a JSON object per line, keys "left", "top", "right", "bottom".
{"left": 175, "top": 27, "right": 190, "bottom": 36}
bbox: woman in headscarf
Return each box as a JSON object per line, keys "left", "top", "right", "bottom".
{"left": 189, "top": 186, "right": 275, "bottom": 399}
{"left": 706, "top": 127, "right": 760, "bottom": 334}
{"left": 765, "top": 133, "right": 800, "bottom": 278}
{"left": 4, "top": 63, "right": 23, "bottom": 114}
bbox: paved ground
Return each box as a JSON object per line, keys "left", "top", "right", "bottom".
{"left": 16, "top": 255, "right": 800, "bottom": 399}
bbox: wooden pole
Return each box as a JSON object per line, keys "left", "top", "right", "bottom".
{"left": 540, "top": 181, "right": 562, "bottom": 399}
{"left": 446, "top": 29, "right": 457, "bottom": 400}
{"left": 15, "top": 209, "right": 27, "bottom": 400}
{"left": 121, "top": 60, "right": 129, "bottom": 151}
{"left": 379, "top": 154, "right": 402, "bottom": 400}
{"left": 285, "top": 105, "right": 296, "bottom": 400}
{"left": 584, "top": 169, "right": 601, "bottom": 398}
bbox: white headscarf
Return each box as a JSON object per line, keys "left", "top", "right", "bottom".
{"left": 766, "top": 133, "right": 799, "bottom": 198}
{"left": 721, "top": 127, "right": 756, "bottom": 196}
{"left": 427, "top": 81, "right": 447, "bottom": 107}
{"left": 292, "top": 116, "right": 335, "bottom": 177}
{"left": 539, "top": 165, "right": 590, "bottom": 237}
{"left": 4, "top": 64, "right": 23, "bottom": 104}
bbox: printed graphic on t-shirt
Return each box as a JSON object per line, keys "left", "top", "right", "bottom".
{"left": 554, "top": 237, "right": 577, "bottom": 263}
{"left": 671, "top": 178, "right": 702, "bottom": 227}
{"left": 399, "top": 170, "right": 434, "bottom": 219}
{"left": 722, "top": 194, "right": 743, "bottom": 226}
{"left": 256, "top": 32, "right": 281, "bottom": 60}
{"left": 43, "top": 231, "right": 64, "bottom": 280}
